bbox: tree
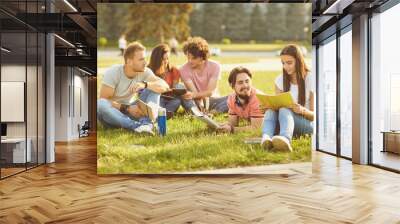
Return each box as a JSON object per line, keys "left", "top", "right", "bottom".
{"left": 249, "top": 4, "right": 265, "bottom": 42}
{"left": 97, "top": 4, "right": 127, "bottom": 43}
{"left": 124, "top": 4, "right": 193, "bottom": 44}
{"left": 286, "top": 4, "right": 308, "bottom": 41}
{"left": 264, "top": 4, "right": 287, "bottom": 41}
{"left": 201, "top": 3, "right": 226, "bottom": 42}
{"left": 223, "top": 4, "right": 250, "bottom": 42}
{"left": 189, "top": 4, "right": 204, "bottom": 37}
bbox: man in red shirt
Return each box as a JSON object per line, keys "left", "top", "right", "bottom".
{"left": 217, "top": 66, "right": 264, "bottom": 133}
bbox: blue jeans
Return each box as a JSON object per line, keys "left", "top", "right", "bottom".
{"left": 261, "top": 108, "right": 313, "bottom": 141}
{"left": 209, "top": 96, "right": 228, "bottom": 113}
{"left": 97, "top": 89, "right": 160, "bottom": 131}
{"left": 184, "top": 96, "right": 228, "bottom": 113}
{"left": 160, "top": 96, "right": 181, "bottom": 113}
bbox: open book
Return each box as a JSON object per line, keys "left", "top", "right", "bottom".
{"left": 256, "top": 92, "right": 294, "bottom": 110}
{"left": 136, "top": 99, "right": 159, "bottom": 122}
{"left": 190, "top": 107, "right": 221, "bottom": 129}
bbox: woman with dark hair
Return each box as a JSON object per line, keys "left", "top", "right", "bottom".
{"left": 148, "top": 44, "right": 184, "bottom": 117}
{"left": 260, "top": 44, "right": 314, "bottom": 151}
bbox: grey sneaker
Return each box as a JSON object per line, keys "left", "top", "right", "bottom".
{"left": 272, "top": 136, "right": 293, "bottom": 152}
{"left": 134, "top": 124, "right": 154, "bottom": 135}
{"left": 261, "top": 134, "right": 272, "bottom": 150}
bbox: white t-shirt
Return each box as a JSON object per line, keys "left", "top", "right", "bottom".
{"left": 275, "top": 73, "right": 312, "bottom": 109}
{"left": 118, "top": 38, "right": 127, "bottom": 49}
{"left": 102, "top": 65, "right": 156, "bottom": 104}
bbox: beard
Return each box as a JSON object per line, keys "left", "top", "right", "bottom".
{"left": 237, "top": 93, "right": 250, "bottom": 104}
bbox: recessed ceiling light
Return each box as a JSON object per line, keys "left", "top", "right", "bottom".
{"left": 63, "top": 0, "right": 78, "bottom": 12}
{"left": 54, "top": 34, "right": 75, "bottom": 48}
{"left": 1, "top": 47, "right": 11, "bottom": 53}
{"left": 78, "top": 67, "right": 93, "bottom": 76}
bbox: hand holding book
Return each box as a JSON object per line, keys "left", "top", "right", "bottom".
{"left": 256, "top": 92, "right": 295, "bottom": 110}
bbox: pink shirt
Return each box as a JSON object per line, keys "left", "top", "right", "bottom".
{"left": 227, "top": 88, "right": 264, "bottom": 119}
{"left": 179, "top": 60, "right": 221, "bottom": 97}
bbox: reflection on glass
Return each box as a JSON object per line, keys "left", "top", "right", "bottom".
{"left": 340, "top": 29, "right": 352, "bottom": 158}
{"left": 1, "top": 31, "right": 27, "bottom": 177}
{"left": 371, "top": 3, "right": 400, "bottom": 171}
{"left": 27, "top": 31, "right": 38, "bottom": 169}
{"left": 38, "top": 33, "right": 46, "bottom": 165}
{"left": 318, "top": 37, "right": 337, "bottom": 154}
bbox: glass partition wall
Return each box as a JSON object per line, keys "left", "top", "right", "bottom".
{"left": 339, "top": 27, "right": 352, "bottom": 159}
{"left": 315, "top": 0, "right": 400, "bottom": 172}
{"left": 370, "top": 3, "right": 400, "bottom": 171}
{"left": 315, "top": 25, "right": 353, "bottom": 159}
{"left": 0, "top": 2, "right": 46, "bottom": 179}
{"left": 317, "top": 35, "right": 337, "bottom": 155}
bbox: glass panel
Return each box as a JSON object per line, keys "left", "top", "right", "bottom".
{"left": 27, "top": 30, "right": 38, "bottom": 169}
{"left": 371, "top": 4, "right": 400, "bottom": 171}
{"left": 1, "top": 31, "right": 27, "bottom": 177}
{"left": 340, "top": 29, "right": 352, "bottom": 158}
{"left": 38, "top": 33, "right": 45, "bottom": 165}
{"left": 318, "top": 37, "right": 337, "bottom": 154}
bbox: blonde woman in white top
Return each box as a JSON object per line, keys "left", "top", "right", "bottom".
{"left": 261, "top": 44, "right": 314, "bottom": 151}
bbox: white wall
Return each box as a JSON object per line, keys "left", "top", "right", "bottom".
{"left": 54, "top": 67, "right": 89, "bottom": 141}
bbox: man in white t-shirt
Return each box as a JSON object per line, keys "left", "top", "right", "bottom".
{"left": 98, "top": 42, "right": 169, "bottom": 134}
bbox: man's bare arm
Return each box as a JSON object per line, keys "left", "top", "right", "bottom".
{"left": 99, "top": 84, "right": 121, "bottom": 110}
{"left": 193, "top": 78, "right": 218, "bottom": 99}
{"left": 145, "top": 75, "right": 170, "bottom": 93}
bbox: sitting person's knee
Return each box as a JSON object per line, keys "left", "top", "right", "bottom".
{"left": 279, "top": 107, "right": 292, "bottom": 115}
{"left": 97, "top": 98, "right": 110, "bottom": 113}
{"left": 142, "top": 88, "right": 160, "bottom": 96}
{"left": 263, "top": 109, "right": 276, "bottom": 119}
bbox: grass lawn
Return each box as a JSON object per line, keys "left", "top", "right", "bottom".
{"left": 97, "top": 114, "right": 311, "bottom": 174}
{"left": 97, "top": 54, "right": 312, "bottom": 174}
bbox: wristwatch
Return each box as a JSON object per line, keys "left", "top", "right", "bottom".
{"left": 142, "top": 81, "right": 148, "bottom": 88}
{"left": 120, "top": 104, "right": 129, "bottom": 114}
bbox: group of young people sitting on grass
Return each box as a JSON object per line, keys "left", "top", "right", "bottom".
{"left": 97, "top": 37, "right": 314, "bottom": 152}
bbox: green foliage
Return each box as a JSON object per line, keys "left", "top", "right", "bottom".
{"left": 221, "top": 38, "right": 231, "bottom": 45}
{"left": 98, "top": 37, "right": 108, "bottom": 47}
{"left": 97, "top": 4, "right": 128, "bottom": 44}
{"left": 98, "top": 3, "right": 312, "bottom": 46}
{"left": 223, "top": 4, "right": 250, "bottom": 42}
{"left": 201, "top": 3, "right": 226, "bottom": 42}
{"left": 124, "top": 4, "right": 193, "bottom": 43}
{"left": 250, "top": 4, "right": 265, "bottom": 42}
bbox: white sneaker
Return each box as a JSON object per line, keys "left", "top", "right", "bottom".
{"left": 261, "top": 134, "right": 272, "bottom": 150}
{"left": 272, "top": 136, "right": 293, "bottom": 152}
{"left": 134, "top": 124, "right": 154, "bottom": 135}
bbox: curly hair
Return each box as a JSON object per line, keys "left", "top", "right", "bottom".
{"left": 182, "top": 37, "right": 209, "bottom": 60}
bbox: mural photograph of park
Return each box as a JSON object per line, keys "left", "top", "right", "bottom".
{"left": 97, "top": 3, "right": 313, "bottom": 174}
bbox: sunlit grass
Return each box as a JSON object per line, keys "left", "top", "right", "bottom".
{"left": 97, "top": 114, "right": 311, "bottom": 174}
